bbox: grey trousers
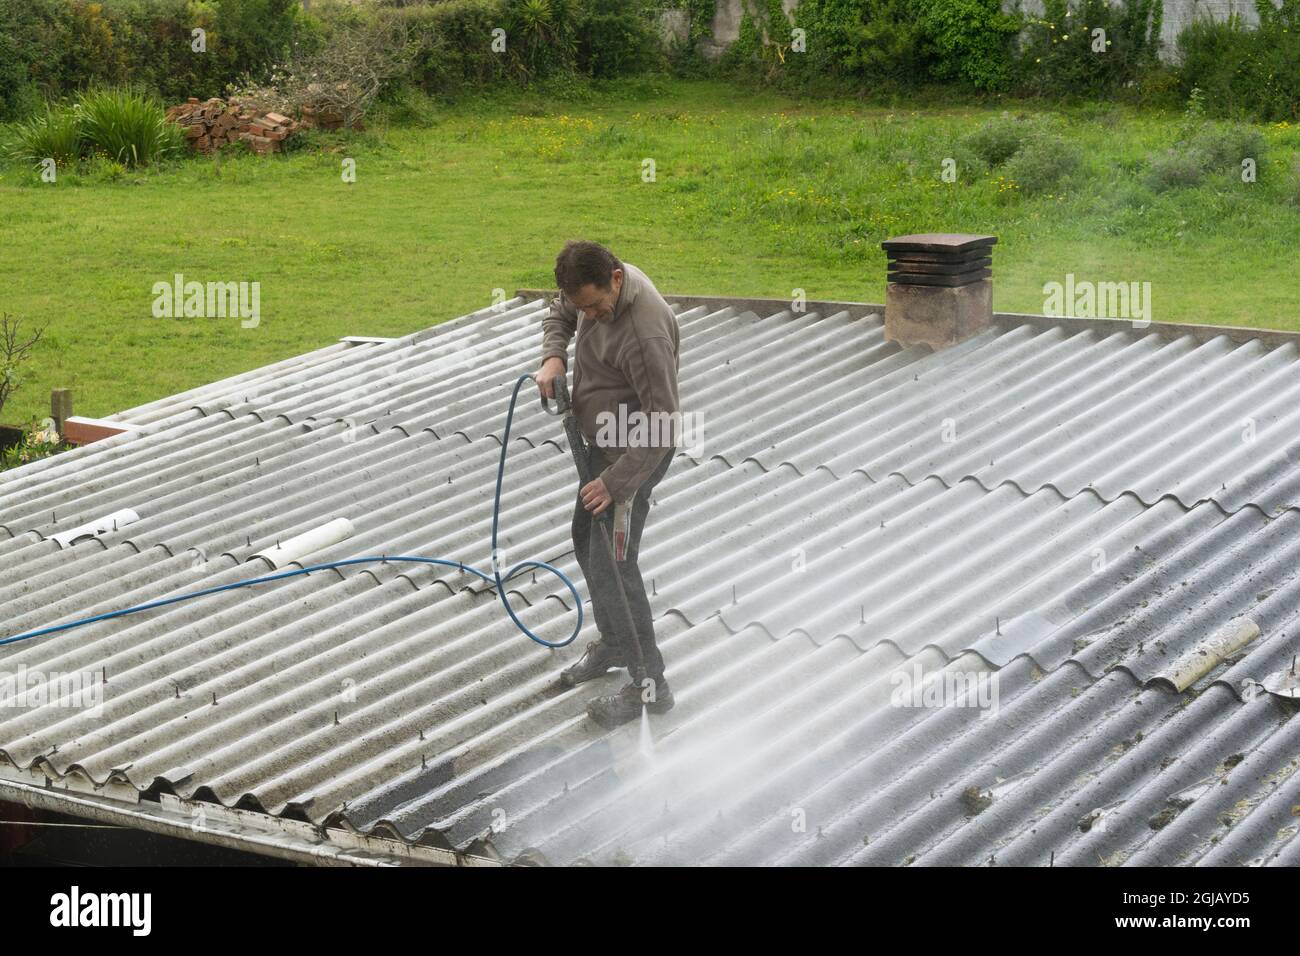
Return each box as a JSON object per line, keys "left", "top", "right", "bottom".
{"left": 571, "top": 445, "right": 673, "bottom": 681}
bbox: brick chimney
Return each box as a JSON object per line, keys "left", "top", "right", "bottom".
{"left": 881, "top": 233, "right": 996, "bottom": 349}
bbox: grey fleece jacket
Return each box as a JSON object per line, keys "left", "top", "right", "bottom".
{"left": 540, "top": 262, "right": 681, "bottom": 503}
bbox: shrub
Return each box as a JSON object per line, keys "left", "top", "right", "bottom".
{"left": 1245, "top": 0, "right": 1300, "bottom": 121}
{"left": 1017, "top": 0, "right": 1163, "bottom": 98}
{"left": 1177, "top": 0, "right": 1300, "bottom": 121}
{"left": 1187, "top": 121, "right": 1264, "bottom": 170}
{"left": 375, "top": 84, "right": 439, "bottom": 127}
{"left": 962, "top": 113, "right": 1035, "bottom": 166}
{"left": 783, "top": 0, "right": 1016, "bottom": 90}
{"left": 393, "top": 0, "right": 509, "bottom": 95}
{"left": 1145, "top": 147, "right": 1206, "bottom": 190}
{"left": 0, "top": 0, "right": 308, "bottom": 115}
{"left": 233, "top": 12, "right": 414, "bottom": 128}
{"left": 503, "top": 0, "right": 581, "bottom": 82}
{"left": 959, "top": 112, "right": 1080, "bottom": 193}
{"left": 211, "top": 0, "right": 305, "bottom": 83}
{"left": 1174, "top": 15, "right": 1256, "bottom": 118}
{"left": 916, "top": 0, "right": 1020, "bottom": 91}
{"left": 0, "top": 0, "right": 660, "bottom": 111}
{"left": 76, "top": 87, "right": 184, "bottom": 166}
{"left": 1002, "top": 132, "right": 1081, "bottom": 192}
{"left": 577, "top": 0, "right": 662, "bottom": 78}
{"left": 8, "top": 89, "right": 183, "bottom": 169}
{"left": 0, "top": 315, "right": 45, "bottom": 424}
{"left": 105, "top": 0, "right": 229, "bottom": 103}
{"left": 1144, "top": 104, "right": 1266, "bottom": 191}
{"left": 8, "top": 104, "right": 85, "bottom": 166}
{"left": 790, "top": 0, "right": 935, "bottom": 86}
{"left": 0, "top": 18, "right": 37, "bottom": 120}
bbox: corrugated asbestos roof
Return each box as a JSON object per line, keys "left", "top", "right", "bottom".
{"left": 2, "top": 295, "right": 1299, "bottom": 866}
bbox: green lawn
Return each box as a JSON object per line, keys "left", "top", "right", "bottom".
{"left": 3, "top": 78, "right": 1300, "bottom": 425}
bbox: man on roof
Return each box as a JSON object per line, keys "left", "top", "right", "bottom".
{"left": 535, "top": 240, "right": 681, "bottom": 728}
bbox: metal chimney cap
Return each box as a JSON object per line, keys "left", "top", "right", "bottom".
{"left": 881, "top": 233, "right": 998, "bottom": 254}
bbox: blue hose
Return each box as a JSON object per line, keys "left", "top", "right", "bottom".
{"left": 0, "top": 373, "right": 583, "bottom": 650}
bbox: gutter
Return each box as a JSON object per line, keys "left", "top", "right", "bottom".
{"left": 0, "top": 774, "right": 500, "bottom": 868}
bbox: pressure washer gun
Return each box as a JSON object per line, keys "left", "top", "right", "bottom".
{"left": 540, "top": 373, "right": 648, "bottom": 684}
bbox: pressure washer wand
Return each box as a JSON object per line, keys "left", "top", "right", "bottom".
{"left": 541, "top": 375, "right": 649, "bottom": 687}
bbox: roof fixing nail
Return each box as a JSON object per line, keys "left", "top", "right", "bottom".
{"left": 334, "top": 711, "right": 339, "bottom": 725}
{"left": 996, "top": 617, "right": 1001, "bottom": 635}
{"left": 212, "top": 692, "right": 218, "bottom": 705}
{"left": 731, "top": 584, "right": 737, "bottom": 605}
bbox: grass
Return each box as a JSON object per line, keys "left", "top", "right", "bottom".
{"left": 2, "top": 77, "right": 1300, "bottom": 425}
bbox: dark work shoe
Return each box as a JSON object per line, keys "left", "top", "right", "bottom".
{"left": 586, "top": 678, "right": 674, "bottom": 728}
{"left": 559, "top": 640, "right": 628, "bottom": 688}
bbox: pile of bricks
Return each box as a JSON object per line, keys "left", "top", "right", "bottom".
{"left": 166, "top": 97, "right": 299, "bottom": 155}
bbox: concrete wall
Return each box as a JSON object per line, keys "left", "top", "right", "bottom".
{"left": 1013, "top": 0, "right": 1270, "bottom": 61}
{"left": 685, "top": 0, "right": 1277, "bottom": 63}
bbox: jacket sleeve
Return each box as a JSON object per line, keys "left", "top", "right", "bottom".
{"left": 541, "top": 291, "right": 578, "bottom": 368}
{"left": 598, "top": 333, "right": 679, "bottom": 502}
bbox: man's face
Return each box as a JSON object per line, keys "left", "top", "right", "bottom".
{"left": 568, "top": 270, "right": 623, "bottom": 322}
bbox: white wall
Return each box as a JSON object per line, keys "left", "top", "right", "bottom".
{"left": 687, "top": 0, "right": 1277, "bottom": 63}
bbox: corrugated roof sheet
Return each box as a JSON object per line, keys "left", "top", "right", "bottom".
{"left": 2, "top": 295, "right": 1298, "bottom": 866}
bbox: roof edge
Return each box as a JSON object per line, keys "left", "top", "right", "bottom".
{"left": 514, "top": 288, "right": 1300, "bottom": 347}
{"left": 0, "top": 774, "right": 497, "bottom": 868}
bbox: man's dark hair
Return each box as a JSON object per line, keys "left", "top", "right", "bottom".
{"left": 554, "top": 240, "right": 622, "bottom": 295}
